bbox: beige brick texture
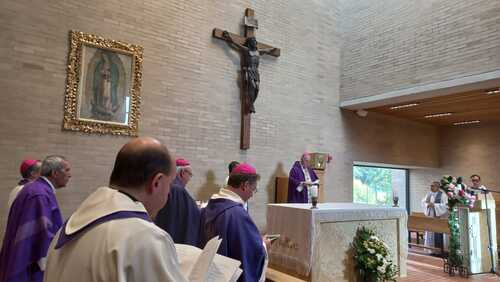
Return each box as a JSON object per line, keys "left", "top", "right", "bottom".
{"left": 339, "top": 0, "right": 500, "bottom": 101}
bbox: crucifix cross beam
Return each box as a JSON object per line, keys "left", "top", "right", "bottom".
{"left": 213, "top": 8, "right": 281, "bottom": 150}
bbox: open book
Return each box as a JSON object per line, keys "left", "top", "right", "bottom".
{"left": 176, "top": 237, "right": 242, "bottom": 282}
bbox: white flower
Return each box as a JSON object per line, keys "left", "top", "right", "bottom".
{"left": 377, "top": 265, "right": 386, "bottom": 274}
{"left": 367, "top": 248, "right": 375, "bottom": 254}
{"left": 376, "top": 253, "right": 383, "bottom": 261}
{"left": 370, "top": 235, "right": 379, "bottom": 241}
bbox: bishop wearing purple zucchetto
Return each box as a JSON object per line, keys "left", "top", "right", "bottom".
{"left": 199, "top": 163, "right": 268, "bottom": 282}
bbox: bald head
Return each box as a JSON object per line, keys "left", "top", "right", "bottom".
{"left": 109, "top": 137, "right": 174, "bottom": 189}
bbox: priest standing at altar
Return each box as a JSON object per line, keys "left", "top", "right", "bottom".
{"left": 421, "top": 181, "right": 448, "bottom": 254}
{"left": 287, "top": 152, "right": 318, "bottom": 203}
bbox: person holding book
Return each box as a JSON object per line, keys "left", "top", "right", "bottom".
{"left": 200, "top": 163, "right": 268, "bottom": 282}
{"left": 287, "top": 152, "right": 318, "bottom": 203}
{"left": 44, "top": 137, "right": 188, "bottom": 282}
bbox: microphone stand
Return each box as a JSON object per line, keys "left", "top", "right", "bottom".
{"left": 469, "top": 187, "right": 499, "bottom": 274}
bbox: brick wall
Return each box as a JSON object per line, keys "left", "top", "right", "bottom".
{"left": 0, "top": 0, "right": 441, "bottom": 242}
{"left": 339, "top": 0, "right": 500, "bottom": 101}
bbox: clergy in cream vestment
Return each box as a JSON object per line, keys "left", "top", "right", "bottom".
{"left": 44, "top": 186, "right": 187, "bottom": 282}
{"left": 421, "top": 181, "right": 448, "bottom": 252}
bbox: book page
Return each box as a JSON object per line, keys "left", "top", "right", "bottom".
{"left": 205, "top": 251, "right": 242, "bottom": 281}
{"left": 175, "top": 237, "right": 242, "bottom": 282}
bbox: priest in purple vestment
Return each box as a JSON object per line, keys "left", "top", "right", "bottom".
{"left": 287, "top": 152, "right": 318, "bottom": 203}
{"left": 200, "top": 163, "right": 268, "bottom": 282}
{"left": 155, "top": 158, "right": 201, "bottom": 246}
{"left": 0, "top": 155, "right": 71, "bottom": 282}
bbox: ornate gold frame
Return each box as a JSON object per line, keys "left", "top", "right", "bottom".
{"left": 63, "top": 30, "right": 143, "bottom": 136}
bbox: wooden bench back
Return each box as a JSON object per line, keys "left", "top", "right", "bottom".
{"left": 408, "top": 213, "right": 449, "bottom": 234}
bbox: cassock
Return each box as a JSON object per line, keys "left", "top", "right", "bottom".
{"left": 421, "top": 191, "right": 448, "bottom": 252}
{"left": 155, "top": 176, "right": 201, "bottom": 246}
{"left": 0, "top": 177, "right": 62, "bottom": 282}
{"left": 200, "top": 188, "right": 267, "bottom": 282}
{"left": 44, "top": 186, "right": 187, "bottom": 282}
{"left": 287, "top": 161, "right": 318, "bottom": 203}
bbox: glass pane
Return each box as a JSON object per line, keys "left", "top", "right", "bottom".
{"left": 353, "top": 166, "right": 407, "bottom": 209}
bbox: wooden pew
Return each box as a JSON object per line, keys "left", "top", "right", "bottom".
{"left": 408, "top": 213, "right": 449, "bottom": 255}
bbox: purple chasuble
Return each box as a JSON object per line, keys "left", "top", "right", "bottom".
{"left": 155, "top": 176, "right": 201, "bottom": 246}
{"left": 287, "top": 161, "right": 318, "bottom": 203}
{"left": 200, "top": 198, "right": 266, "bottom": 282}
{"left": 0, "top": 178, "right": 63, "bottom": 282}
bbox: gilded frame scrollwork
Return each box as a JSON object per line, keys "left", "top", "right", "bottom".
{"left": 63, "top": 30, "right": 143, "bottom": 136}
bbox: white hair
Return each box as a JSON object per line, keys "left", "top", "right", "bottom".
{"left": 41, "top": 155, "right": 67, "bottom": 177}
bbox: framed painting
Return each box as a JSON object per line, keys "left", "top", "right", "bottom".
{"left": 63, "top": 30, "right": 143, "bottom": 136}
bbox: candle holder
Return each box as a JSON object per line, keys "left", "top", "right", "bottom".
{"left": 311, "top": 196, "right": 318, "bottom": 209}
{"left": 393, "top": 196, "right": 399, "bottom": 207}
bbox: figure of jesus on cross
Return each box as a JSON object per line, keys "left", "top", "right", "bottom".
{"left": 213, "top": 8, "right": 281, "bottom": 149}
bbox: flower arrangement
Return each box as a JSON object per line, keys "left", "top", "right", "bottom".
{"left": 440, "top": 176, "right": 475, "bottom": 209}
{"left": 439, "top": 176, "right": 477, "bottom": 267}
{"left": 352, "top": 226, "right": 397, "bottom": 282}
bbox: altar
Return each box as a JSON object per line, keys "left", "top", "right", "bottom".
{"left": 266, "top": 203, "right": 408, "bottom": 282}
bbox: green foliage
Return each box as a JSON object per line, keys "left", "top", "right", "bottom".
{"left": 352, "top": 227, "right": 398, "bottom": 282}
{"left": 353, "top": 167, "right": 393, "bottom": 206}
{"left": 447, "top": 208, "right": 463, "bottom": 266}
{"left": 439, "top": 175, "right": 475, "bottom": 267}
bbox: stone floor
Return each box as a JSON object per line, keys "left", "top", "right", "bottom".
{"left": 398, "top": 252, "right": 499, "bottom": 281}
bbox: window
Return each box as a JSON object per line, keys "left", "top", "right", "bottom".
{"left": 353, "top": 165, "right": 408, "bottom": 210}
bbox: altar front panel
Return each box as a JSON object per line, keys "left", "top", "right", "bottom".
{"left": 313, "top": 219, "right": 400, "bottom": 281}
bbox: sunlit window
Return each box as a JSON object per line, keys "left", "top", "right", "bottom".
{"left": 353, "top": 165, "right": 408, "bottom": 209}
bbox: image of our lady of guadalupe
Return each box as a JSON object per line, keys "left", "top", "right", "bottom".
{"left": 90, "top": 52, "right": 121, "bottom": 121}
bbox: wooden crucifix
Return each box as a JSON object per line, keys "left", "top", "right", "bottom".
{"left": 213, "top": 8, "right": 281, "bottom": 150}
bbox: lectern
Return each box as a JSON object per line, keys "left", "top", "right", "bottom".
{"left": 458, "top": 192, "right": 497, "bottom": 274}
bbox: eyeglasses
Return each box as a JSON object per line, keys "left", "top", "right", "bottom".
{"left": 247, "top": 182, "right": 258, "bottom": 193}
{"left": 471, "top": 179, "right": 480, "bottom": 182}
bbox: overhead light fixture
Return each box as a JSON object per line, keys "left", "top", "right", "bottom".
{"left": 355, "top": 109, "right": 368, "bottom": 117}
{"left": 389, "top": 103, "right": 419, "bottom": 110}
{"left": 486, "top": 88, "right": 500, "bottom": 95}
{"left": 453, "top": 120, "right": 480, "bottom": 126}
{"left": 424, "top": 112, "right": 452, "bottom": 118}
